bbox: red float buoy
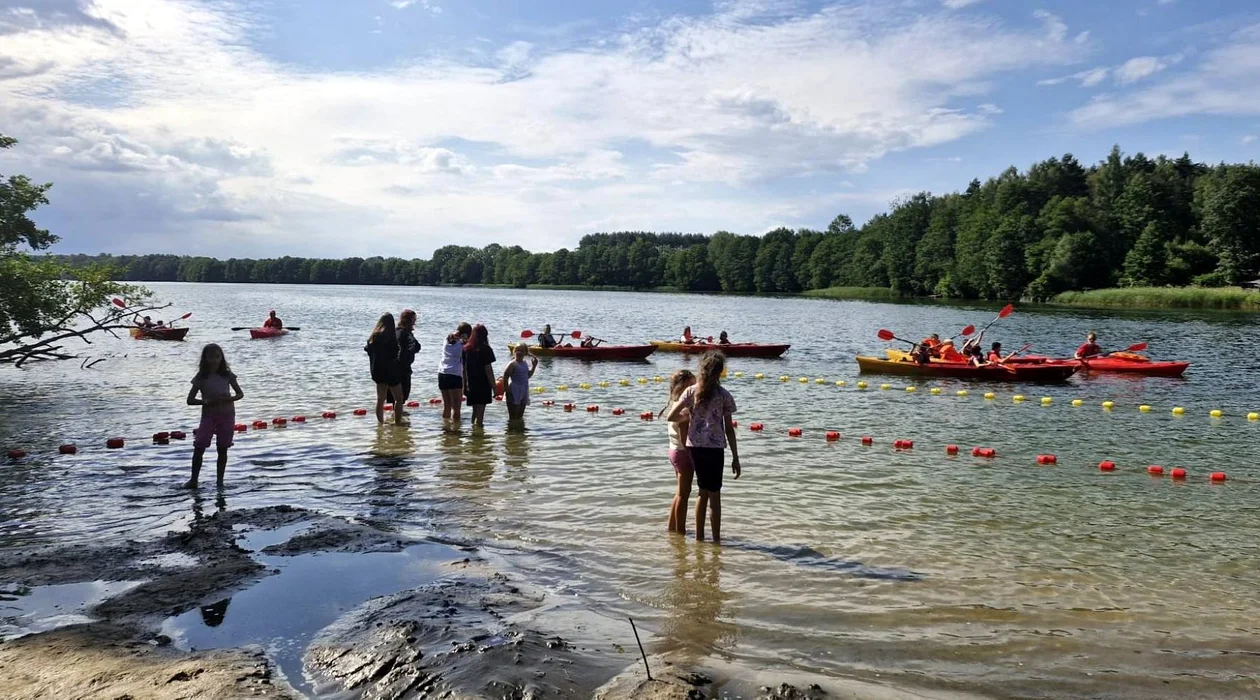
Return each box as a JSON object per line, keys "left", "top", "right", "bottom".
{"left": 639, "top": 411, "right": 654, "bottom": 421}
{"left": 58, "top": 444, "right": 77, "bottom": 455}
{"left": 234, "top": 423, "right": 247, "bottom": 432}
{"left": 1171, "top": 468, "right": 1187, "bottom": 479}
{"left": 1209, "top": 471, "right": 1227, "bottom": 482}
{"left": 106, "top": 437, "right": 125, "bottom": 449}
{"left": 732, "top": 420, "right": 738, "bottom": 428}
{"left": 586, "top": 405, "right": 599, "bottom": 412}
{"left": 170, "top": 430, "right": 187, "bottom": 440}
{"left": 612, "top": 408, "right": 625, "bottom": 416}
{"left": 788, "top": 427, "right": 803, "bottom": 437}
{"left": 322, "top": 411, "right": 337, "bottom": 419}
{"left": 153, "top": 432, "right": 170, "bottom": 442}
{"left": 894, "top": 439, "right": 913, "bottom": 449}
{"left": 1098, "top": 460, "right": 1116, "bottom": 471}
{"left": 6, "top": 449, "right": 26, "bottom": 460}
{"left": 825, "top": 431, "right": 840, "bottom": 441}
{"left": 429, "top": 398, "right": 442, "bottom": 405}
{"left": 972, "top": 447, "right": 995, "bottom": 458}
{"left": 1147, "top": 465, "right": 1164, "bottom": 476}
{"left": 564, "top": 404, "right": 575, "bottom": 412}
{"left": 406, "top": 401, "right": 419, "bottom": 408}
{"left": 384, "top": 404, "right": 393, "bottom": 412}
{"left": 861, "top": 436, "right": 873, "bottom": 446}
{"left": 253, "top": 421, "right": 268, "bottom": 429}
{"left": 292, "top": 416, "right": 306, "bottom": 423}
{"left": 1037, "top": 454, "right": 1057, "bottom": 465}
{"left": 272, "top": 417, "right": 287, "bottom": 426}
{"left": 353, "top": 408, "right": 368, "bottom": 416}
{"left": 946, "top": 444, "right": 959, "bottom": 455}
{"left": 750, "top": 422, "right": 764, "bottom": 432}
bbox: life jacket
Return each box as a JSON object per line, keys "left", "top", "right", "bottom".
{"left": 939, "top": 345, "right": 964, "bottom": 362}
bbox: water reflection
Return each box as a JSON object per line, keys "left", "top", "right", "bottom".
{"left": 199, "top": 598, "right": 231, "bottom": 627}
{"left": 502, "top": 428, "right": 531, "bottom": 481}
{"left": 369, "top": 423, "right": 415, "bottom": 459}
{"left": 191, "top": 489, "right": 227, "bottom": 522}
{"left": 659, "top": 538, "right": 738, "bottom": 658}
{"left": 437, "top": 427, "right": 497, "bottom": 490}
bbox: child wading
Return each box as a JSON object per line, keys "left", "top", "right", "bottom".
{"left": 185, "top": 343, "right": 243, "bottom": 488}
{"left": 661, "top": 369, "right": 696, "bottom": 535}
{"left": 665, "top": 351, "right": 741, "bottom": 542}
{"left": 502, "top": 343, "right": 538, "bottom": 425}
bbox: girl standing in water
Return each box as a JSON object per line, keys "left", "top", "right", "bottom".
{"left": 439, "top": 322, "right": 472, "bottom": 423}
{"left": 396, "top": 309, "right": 421, "bottom": 407}
{"left": 502, "top": 343, "right": 539, "bottom": 424}
{"left": 365, "top": 313, "right": 406, "bottom": 425}
{"left": 665, "top": 351, "right": 740, "bottom": 542}
{"left": 661, "top": 369, "right": 696, "bottom": 535}
{"left": 462, "top": 324, "right": 496, "bottom": 427}
{"left": 185, "top": 343, "right": 244, "bottom": 488}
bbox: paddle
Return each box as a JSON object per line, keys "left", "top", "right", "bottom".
{"left": 951, "top": 324, "right": 976, "bottom": 340}
{"left": 979, "top": 304, "right": 1015, "bottom": 334}
{"left": 167, "top": 312, "right": 193, "bottom": 327}
{"left": 1109, "top": 342, "right": 1148, "bottom": 356}
{"left": 877, "top": 329, "right": 918, "bottom": 348}
{"left": 520, "top": 330, "right": 582, "bottom": 339}
{"left": 112, "top": 298, "right": 127, "bottom": 309}
{"left": 997, "top": 343, "right": 1033, "bottom": 366}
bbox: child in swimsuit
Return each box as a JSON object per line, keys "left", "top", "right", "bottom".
{"left": 502, "top": 343, "right": 538, "bottom": 424}
{"left": 185, "top": 343, "right": 243, "bottom": 488}
{"left": 661, "top": 369, "right": 696, "bottom": 535}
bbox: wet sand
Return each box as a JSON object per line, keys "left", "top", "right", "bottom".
{"left": 0, "top": 504, "right": 988, "bottom": 699}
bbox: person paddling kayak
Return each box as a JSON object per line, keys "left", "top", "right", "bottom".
{"left": 937, "top": 338, "right": 964, "bottom": 362}
{"left": 538, "top": 324, "right": 557, "bottom": 349}
{"left": 263, "top": 310, "right": 283, "bottom": 330}
{"left": 1074, "top": 332, "right": 1102, "bottom": 359}
{"left": 920, "top": 334, "right": 942, "bottom": 356}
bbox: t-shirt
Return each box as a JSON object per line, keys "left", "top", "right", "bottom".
{"left": 192, "top": 371, "right": 236, "bottom": 416}
{"left": 939, "top": 346, "right": 964, "bottom": 362}
{"left": 1076, "top": 342, "right": 1102, "bottom": 358}
{"left": 440, "top": 339, "right": 463, "bottom": 375}
{"left": 463, "top": 345, "right": 497, "bottom": 374}
{"left": 676, "top": 384, "right": 736, "bottom": 449}
{"left": 666, "top": 401, "right": 686, "bottom": 449}
{"left": 987, "top": 351, "right": 1002, "bottom": 363}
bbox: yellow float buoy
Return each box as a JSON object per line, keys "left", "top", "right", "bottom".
{"left": 956, "top": 390, "right": 968, "bottom": 397}
{"left": 779, "top": 375, "right": 790, "bottom": 382}
{"left": 880, "top": 383, "right": 891, "bottom": 391}
{"left": 857, "top": 381, "right": 868, "bottom": 389}
{"left": 1071, "top": 399, "right": 1083, "bottom": 407}
{"left": 1102, "top": 401, "right": 1114, "bottom": 410}
{"left": 799, "top": 377, "right": 809, "bottom": 383}
{"left": 754, "top": 373, "right": 765, "bottom": 379}
{"left": 1013, "top": 394, "right": 1025, "bottom": 402}
{"left": 984, "top": 392, "right": 996, "bottom": 400}
{"left": 815, "top": 378, "right": 826, "bottom": 384}
{"left": 653, "top": 376, "right": 663, "bottom": 383}
{"left": 1210, "top": 409, "right": 1223, "bottom": 418}
{"left": 1041, "top": 397, "right": 1052, "bottom": 405}
{"left": 1248, "top": 412, "right": 1259, "bottom": 421}
{"left": 734, "top": 371, "right": 744, "bottom": 378}
{"left": 906, "top": 386, "right": 917, "bottom": 393}
{"left": 1172, "top": 406, "right": 1184, "bottom": 415}
{"left": 619, "top": 379, "right": 630, "bottom": 386}
{"left": 598, "top": 381, "right": 609, "bottom": 387}
{"left": 1138, "top": 404, "right": 1151, "bottom": 413}
{"left": 637, "top": 378, "right": 648, "bottom": 384}
{"left": 579, "top": 383, "right": 591, "bottom": 390}
{"left": 930, "top": 388, "right": 941, "bottom": 395}
{"left": 835, "top": 380, "right": 846, "bottom": 386}
{"left": 557, "top": 385, "right": 568, "bottom": 391}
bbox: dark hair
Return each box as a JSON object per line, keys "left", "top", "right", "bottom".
{"left": 695, "top": 351, "right": 725, "bottom": 404}
{"left": 399, "top": 309, "right": 416, "bottom": 329}
{"left": 457, "top": 322, "right": 472, "bottom": 336}
{"left": 660, "top": 369, "right": 696, "bottom": 417}
{"left": 465, "top": 323, "right": 488, "bottom": 353}
{"left": 197, "top": 343, "right": 231, "bottom": 379}
{"left": 991, "top": 342, "right": 1001, "bottom": 351}
{"left": 370, "top": 313, "right": 396, "bottom": 343}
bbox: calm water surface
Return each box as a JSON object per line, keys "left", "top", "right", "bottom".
{"left": 2, "top": 283, "right": 1260, "bottom": 698}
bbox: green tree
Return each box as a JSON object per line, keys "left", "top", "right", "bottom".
{"left": 1196, "top": 165, "right": 1260, "bottom": 285}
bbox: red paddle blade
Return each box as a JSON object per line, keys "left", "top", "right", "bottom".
{"left": 1125, "top": 342, "right": 1148, "bottom": 352}
{"left": 877, "top": 329, "right": 895, "bottom": 341}
{"left": 112, "top": 298, "right": 125, "bottom": 308}
{"left": 569, "top": 330, "right": 582, "bottom": 338}
{"left": 520, "top": 330, "right": 535, "bottom": 338}
{"left": 998, "top": 303, "right": 1014, "bottom": 318}
{"left": 960, "top": 325, "right": 975, "bottom": 337}
{"left": 179, "top": 312, "right": 192, "bottom": 320}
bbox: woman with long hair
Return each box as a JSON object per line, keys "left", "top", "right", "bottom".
{"left": 439, "top": 322, "right": 472, "bottom": 423}
{"left": 665, "top": 351, "right": 741, "bottom": 542}
{"left": 462, "top": 324, "right": 497, "bottom": 427}
{"left": 396, "top": 309, "right": 421, "bottom": 407}
{"left": 365, "top": 313, "right": 405, "bottom": 425}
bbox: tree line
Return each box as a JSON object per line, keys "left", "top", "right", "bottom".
{"left": 56, "top": 147, "right": 1260, "bottom": 300}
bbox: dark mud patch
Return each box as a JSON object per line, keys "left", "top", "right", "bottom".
{"left": 259, "top": 519, "right": 416, "bottom": 556}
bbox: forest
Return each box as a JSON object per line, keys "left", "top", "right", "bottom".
{"left": 56, "top": 147, "right": 1260, "bottom": 300}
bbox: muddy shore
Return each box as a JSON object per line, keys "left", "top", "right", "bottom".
{"left": 0, "top": 505, "right": 983, "bottom": 699}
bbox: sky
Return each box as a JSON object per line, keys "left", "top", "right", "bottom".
{"left": 2, "top": 0, "right": 1259, "bottom": 258}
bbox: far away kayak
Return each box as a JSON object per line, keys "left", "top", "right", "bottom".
{"left": 129, "top": 327, "right": 189, "bottom": 341}
{"left": 250, "top": 327, "right": 289, "bottom": 339}
{"left": 858, "top": 355, "right": 1079, "bottom": 382}
{"left": 508, "top": 343, "right": 656, "bottom": 360}
{"left": 648, "top": 340, "right": 790, "bottom": 358}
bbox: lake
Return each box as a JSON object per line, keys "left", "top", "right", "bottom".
{"left": 2, "top": 282, "right": 1259, "bottom": 698}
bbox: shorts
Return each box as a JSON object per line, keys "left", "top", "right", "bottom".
{"left": 194, "top": 412, "right": 235, "bottom": 450}
{"left": 668, "top": 447, "right": 693, "bottom": 475}
{"left": 438, "top": 373, "right": 463, "bottom": 391}
{"left": 689, "top": 447, "right": 725, "bottom": 492}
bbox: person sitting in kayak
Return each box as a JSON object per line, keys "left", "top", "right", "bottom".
{"left": 681, "top": 326, "right": 696, "bottom": 344}
{"left": 964, "top": 344, "right": 988, "bottom": 367}
{"left": 263, "top": 310, "right": 283, "bottom": 330}
{"left": 580, "top": 335, "right": 601, "bottom": 348}
{"left": 155, "top": 320, "right": 166, "bottom": 328}
{"left": 135, "top": 315, "right": 155, "bottom": 329}
{"left": 538, "top": 324, "right": 557, "bottom": 349}
{"left": 937, "top": 339, "right": 965, "bottom": 362}
{"left": 920, "top": 334, "right": 942, "bottom": 355}
{"left": 718, "top": 331, "right": 731, "bottom": 345}
{"left": 1074, "top": 332, "right": 1102, "bottom": 359}
{"left": 910, "top": 343, "right": 933, "bottom": 364}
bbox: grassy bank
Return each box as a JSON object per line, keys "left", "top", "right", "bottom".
{"left": 1050, "top": 287, "right": 1260, "bottom": 311}
{"left": 801, "top": 286, "right": 906, "bottom": 301}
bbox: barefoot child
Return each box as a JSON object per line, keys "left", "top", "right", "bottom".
{"left": 502, "top": 343, "right": 538, "bottom": 423}
{"left": 660, "top": 369, "right": 696, "bottom": 535}
{"left": 665, "top": 351, "right": 741, "bottom": 542}
{"left": 186, "top": 343, "right": 243, "bottom": 488}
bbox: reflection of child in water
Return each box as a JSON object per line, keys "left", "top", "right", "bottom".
{"left": 658, "top": 538, "right": 737, "bottom": 655}
{"left": 199, "top": 598, "right": 231, "bottom": 627}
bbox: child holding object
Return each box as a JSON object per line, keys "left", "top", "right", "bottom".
{"left": 185, "top": 343, "right": 243, "bottom": 488}
{"left": 502, "top": 343, "right": 538, "bottom": 424}
{"left": 660, "top": 369, "right": 696, "bottom": 535}
{"left": 665, "top": 351, "right": 741, "bottom": 543}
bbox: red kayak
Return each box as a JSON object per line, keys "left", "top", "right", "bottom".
{"left": 648, "top": 340, "right": 790, "bottom": 358}
{"left": 508, "top": 343, "right": 656, "bottom": 360}
{"left": 858, "top": 355, "right": 1079, "bottom": 382}
{"left": 129, "top": 326, "right": 189, "bottom": 341}
{"left": 1011, "top": 354, "right": 1188, "bottom": 377}
{"left": 250, "top": 327, "right": 289, "bottom": 339}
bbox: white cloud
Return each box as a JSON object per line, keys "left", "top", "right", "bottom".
{"left": 0, "top": 0, "right": 1086, "bottom": 256}
{"left": 942, "top": 0, "right": 986, "bottom": 8}
{"left": 1033, "top": 10, "right": 1067, "bottom": 43}
{"left": 388, "top": 0, "right": 441, "bottom": 13}
{"left": 1074, "top": 30, "right": 1090, "bottom": 45}
{"left": 1113, "top": 55, "right": 1178, "bottom": 84}
{"left": 1244, "top": 134, "right": 1257, "bottom": 144}
{"left": 1069, "top": 24, "right": 1260, "bottom": 128}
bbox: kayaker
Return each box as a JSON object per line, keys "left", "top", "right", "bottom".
{"left": 718, "top": 331, "right": 731, "bottom": 345}
{"left": 920, "top": 334, "right": 942, "bottom": 355}
{"left": 937, "top": 339, "right": 965, "bottom": 362}
{"left": 396, "top": 309, "right": 421, "bottom": 407}
{"left": 910, "top": 343, "right": 932, "bottom": 364}
{"left": 135, "top": 315, "right": 154, "bottom": 329}
{"left": 263, "top": 310, "right": 283, "bottom": 330}
{"left": 964, "top": 344, "right": 987, "bottom": 367}
{"left": 538, "top": 324, "right": 557, "bottom": 349}
{"left": 1074, "top": 332, "right": 1102, "bottom": 359}
{"left": 580, "top": 335, "right": 599, "bottom": 348}
{"left": 365, "top": 313, "right": 405, "bottom": 426}
{"left": 681, "top": 326, "right": 695, "bottom": 344}
{"left": 987, "top": 342, "right": 1005, "bottom": 363}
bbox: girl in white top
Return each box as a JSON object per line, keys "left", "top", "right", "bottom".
{"left": 439, "top": 322, "right": 472, "bottom": 423}
{"left": 660, "top": 369, "right": 696, "bottom": 534}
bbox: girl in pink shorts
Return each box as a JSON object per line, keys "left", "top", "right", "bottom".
{"left": 185, "top": 344, "right": 244, "bottom": 488}
{"left": 660, "top": 369, "right": 696, "bottom": 535}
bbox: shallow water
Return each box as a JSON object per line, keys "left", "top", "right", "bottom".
{"left": 2, "top": 283, "right": 1260, "bottom": 698}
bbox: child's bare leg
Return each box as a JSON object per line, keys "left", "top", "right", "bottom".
{"left": 670, "top": 469, "right": 692, "bottom": 534}
{"left": 391, "top": 385, "right": 406, "bottom": 424}
{"left": 695, "top": 490, "right": 710, "bottom": 541}
{"left": 215, "top": 446, "right": 229, "bottom": 485}
{"left": 186, "top": 447, "right": 205, "bottom": 488}
{"left": 375, "top": 384, "right": 387, "bottom": 423}
{"left": 709, "top": 492, "right": 722, "bottom": 543}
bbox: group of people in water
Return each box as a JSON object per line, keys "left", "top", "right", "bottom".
{"left": 182, "top": 312, "right": 743, "bottom": 542}
{"left": 906, "top": 331, "right": 1109, "bottom": 366}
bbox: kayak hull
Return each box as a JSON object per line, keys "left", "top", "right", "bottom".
{"left": 883, "top": 349, "right": 1188, "bottom": 378}
{"left": 508, "top": 343, "right": 656, "bottom": 360}
{"left": 250, "top": 328, "right": 289, "bottom": 339}
{"left": 648, "top": 340, "right": 790, "bottom": 358}
{"left": 129, "top": 327, "right": 189, "bottom": 341}
{"left": 858, "top": 355, "right": 1079, "bottom": 382}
